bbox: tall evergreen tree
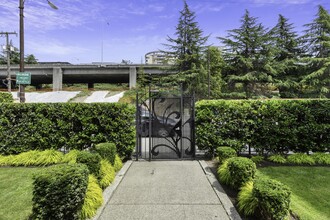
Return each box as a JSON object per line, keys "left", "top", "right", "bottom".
{"left": 25, "top": 54, "right": 38, "bottom": 64}
{"left": 204, "top": 46, "right": 224, "bottom": 98}
{"left": 271, "top": 14, "right": 303, "bottom": 98}
{"left": 301, "top": 5, "right": 330, "bottom": 97}
{"left": 219, "top": 10, "right": 276, "bottom": 98}
{"left": 163, "top": 0, "right": 209, "bottom": 95}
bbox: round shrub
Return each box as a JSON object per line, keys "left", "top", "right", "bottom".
{"left": 76, "top": 151, "right": 102, "bottom": 178}
{"left": 94, "top": 142, "right": 117, "bottom": 165}
{"left": 287, "top": 153, "right": 315, "bottom": 165}
{"left": 253, "top": 177, "right": 291, "bottom": 220}
{"left": 32, "top": 164, "right": 89, "bottom": 220}
{"left": 216, "top": 146, "right": 236, "bottom": 164}
{"left": 227, "top": 157, "right": 256, "bottom": 189}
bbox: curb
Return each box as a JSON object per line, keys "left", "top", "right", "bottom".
{"left": 199, "top": 160, "right": 242, "bottom": 220}
{"left": 92, "top": 160, "right": 133, "bottom": 220}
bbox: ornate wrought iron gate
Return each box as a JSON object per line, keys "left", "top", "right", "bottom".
{"left": 135, "top": 86, "right": 195, "bottom": 160}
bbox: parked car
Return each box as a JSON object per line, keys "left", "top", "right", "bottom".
{"left": 137, "top": 108, "right": 180, "bottom": 137}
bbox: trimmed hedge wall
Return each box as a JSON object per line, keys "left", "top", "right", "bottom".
{"left": 0, "top": 92, "right": 13, "bottom": 103}
{"left": 0, "top": 103, "right": 135, "bottom": 158}
{"left": 196, "top": 99, "right": 330, "bottom": 155}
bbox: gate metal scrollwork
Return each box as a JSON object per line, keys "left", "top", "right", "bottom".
{"left": 135, "top": 86, "right": 195, "bottom": 160}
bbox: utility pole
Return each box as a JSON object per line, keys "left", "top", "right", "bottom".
{"left": 0, "top": 32, "right": 17, "bottom": 92}
{"left": 18, "top": 0, "right": 58, "bottom": 102}
{"left": 19, "top": 0, "right": 25, "bottom": 102}
{"left": 208, "top": 48, "right": 210, "bottom": 99}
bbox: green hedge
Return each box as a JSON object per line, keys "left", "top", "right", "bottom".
{"left": 0, "top": 92, "right": 13, "bottom": 103}
{"left": 0, "top": 103, "right": 135, "bottom": 158}
{"left": 31, "top": 164, "right": 89, "bottom": 220}
{"left": 196, "top": 100, "right": 330, "bottom": 155}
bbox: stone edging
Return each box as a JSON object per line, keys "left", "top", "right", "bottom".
{"left": 198, "top": 160, "right": 242, "bottom": 220}
{"left": 91, "top": 160, "right": 133, "bottom": 220}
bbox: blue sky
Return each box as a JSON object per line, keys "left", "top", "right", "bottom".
{"left": 1, "top": 0, "right": 330, "bottom": 64}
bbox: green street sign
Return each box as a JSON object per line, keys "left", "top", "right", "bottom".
{"left": 16, "top": 72, "right": 31, "bottom": 85}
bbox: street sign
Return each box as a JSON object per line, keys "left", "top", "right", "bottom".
{"left": 16, "top": 72, "right": 31, "bottom": 84}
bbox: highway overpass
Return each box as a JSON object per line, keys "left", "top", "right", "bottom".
{"left": 0, "top": 64, "right": 173, "bottom": 91}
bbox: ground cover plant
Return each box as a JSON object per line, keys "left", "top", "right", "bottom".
{"left": 0, "top": 167, "right": 44, "bottom": 220}
{"left": 0, "top": 146, "right": 122, "bottom": 220}
{"left": 258, "top": 166, "right": 330, "bottom": 220}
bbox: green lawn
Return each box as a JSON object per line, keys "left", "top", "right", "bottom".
{"left": 258, "top": 166, "right": 330, "bottom": 220}
{"left": 0, "top": 167, "right": 44, "bottom": 220}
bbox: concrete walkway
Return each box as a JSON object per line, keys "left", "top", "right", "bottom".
{"left": 97, "top": 161, "right": 241, "bottom": 220}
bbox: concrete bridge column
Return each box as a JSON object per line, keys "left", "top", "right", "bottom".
{"left": 129, "top": 66, "right": 137, "bottom": 89}
{"left": 53, "top": 67, "right": 63, "bottom": 91}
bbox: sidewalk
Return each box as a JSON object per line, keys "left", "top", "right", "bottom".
{"left": 97, "top": 161, "right": 241, "bottom": 220}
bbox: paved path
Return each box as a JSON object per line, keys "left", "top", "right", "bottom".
{"left": 98, "top": 161, "right": 241, "bottom": 220}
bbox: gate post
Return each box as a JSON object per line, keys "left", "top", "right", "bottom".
{"left": 135, "top": 91, "right": 139, "bottom": 161}
{"left": 180, "top": 84, "right": 184, "bottom": 159}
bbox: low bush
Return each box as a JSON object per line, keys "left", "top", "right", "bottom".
{"left": 268, "top": 154, "right": 287, "bottom": 164}
{"left": 81, "top": 175, "right": 103, "bottom": 219}
{"left": 113, "top": 154, "right": 123, "bottom": 172}
{"left": 10, "top": 151, "right": 41, "bottom": 166}
{"left": 0, "top": 92, "right": 13, "bottom": 103}
{"left": 99, "top": 159, "right": 115, "bottom": 189}
{"left": 238, "top": 181, "right": 258, "bottom": 216}
{"left": 217, "top": 146, "right": 236, "bottom": 164}
{"left": 62, "top": 149, "right": 80, "bottom": 164}
{"left": 253, "top": 177, "right": 291, "bottom": 220}
{"left": 287, "top": 153, "right": 315, "bottom": 165}
{"left": 251, "top": 155, "right": 264, "bottom": 165}
{"left": 31, "top": 164, "right": 89, "bottom": 220}
{"left": 311, "top": 153, "right": 330, "bottom": 165}
{"left": 227, "top": 157, "right": 256, "bottom": 189}
{"left": 94, "top": 142, "right": 117, "bottom": 165}
{"left": 34, "top": 150, "right": 64, "bottom": 166}
{"left": 0, "top": 150, "right": 64, "bottom": 167}
{"left": 217, "top": 160, "right": 231, "bottom": 185}
{"left": 0, "top": 155, "right": 14, "bottom": 166}
{"left": 76, "top": 151, "right": 102, "bottom": 179}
